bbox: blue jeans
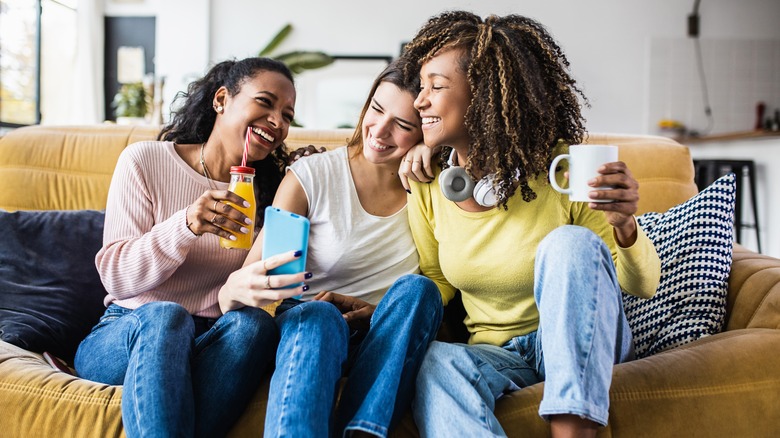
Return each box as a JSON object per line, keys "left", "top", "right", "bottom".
{"left": 74, "top": 301, "right": 279, "bottom": 438}
{"left": 264, "top": 274, "right": 443, "bottom": 438}
{"left": 412, "top": 225, "right": 635, "bottom": 436}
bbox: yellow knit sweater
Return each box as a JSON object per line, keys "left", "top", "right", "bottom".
{"left": 407, "top": 170, "right": 660, "bottom": 347}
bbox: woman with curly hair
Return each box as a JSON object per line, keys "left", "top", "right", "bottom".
{"left": 75, "top": 57, "right": 308, "bottom": 437}
{"left": 398, "top": 11, "right": 660, "bottom": 437}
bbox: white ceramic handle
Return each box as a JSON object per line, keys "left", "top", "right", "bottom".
{"left": 548, "top": 154, "right": 571, "bottom": 195}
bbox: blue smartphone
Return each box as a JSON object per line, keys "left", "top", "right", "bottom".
{"left": 262, "top": 206, "right": 310, "bottom": 289}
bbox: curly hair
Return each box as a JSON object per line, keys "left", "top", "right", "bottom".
{"left": 400, "top": 11, "right": 588, "bottom": 208}
{"left": 158, "top": 57, "right": 294, "bottom": 225}
{"left": 346, "top": 59, "right": 421, "bottom": 155}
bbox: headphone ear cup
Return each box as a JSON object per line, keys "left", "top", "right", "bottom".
{"left": 473, "top": 176, "right": 499, "bottom": 207}
{"left": 439, "top": 166, "right": 476, "bottom": 202}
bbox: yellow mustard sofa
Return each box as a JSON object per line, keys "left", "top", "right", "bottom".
{"left": 0, "top": 124, "right": 779, "bottom": 437}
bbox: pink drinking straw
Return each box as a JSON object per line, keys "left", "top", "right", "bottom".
{"left": 242, "top": 127, "right": 250, "bottom": 167}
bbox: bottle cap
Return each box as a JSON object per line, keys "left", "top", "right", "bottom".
{"left": 230, "top": 165, "right": 255, "bottom": 175}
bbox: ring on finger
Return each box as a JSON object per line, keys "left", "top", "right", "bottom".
{"left": 264, "top": 275, "right": 272, "bottom": 289}
{"left": 213, "top": 200, "right": 219, "bottom": 211}
{"left": 262, "top": 259, "right": 268, "bottom": 271}
{"left": 211, "top": 214, "right": 218, "bottom": 224}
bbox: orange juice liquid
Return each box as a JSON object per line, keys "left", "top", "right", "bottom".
{"left": 220, "top": 180, "right": 256, "bottom": 250}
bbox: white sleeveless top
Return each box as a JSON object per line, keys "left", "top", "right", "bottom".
{"left": 289, "top": 146, "right": 419, "bottom": 304}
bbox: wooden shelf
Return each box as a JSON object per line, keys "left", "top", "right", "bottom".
{"left": 681, "top": 130, "right": 780, "bottom": 144}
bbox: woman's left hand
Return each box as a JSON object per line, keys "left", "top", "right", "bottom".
{"left": 218, "top": 250, "right": 308, "bottom": 314}
{"left": 314, "top": 291, "right": 375, "bottom": 331}
{"left": 586, "top": 161, "right": 639, "bottom": 245}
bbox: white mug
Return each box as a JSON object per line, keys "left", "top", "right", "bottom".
{"left": 548, "top": 144, "right": 618, "bottom": 202}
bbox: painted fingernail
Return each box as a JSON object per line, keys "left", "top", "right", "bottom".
{"left": 229, "top": 235, "right": 237, "bottom": 241}
{"left": 244, "top": 217, "right": 253, "bottom": 225}
{"left": 294, "top": 250, "right": 303, "bottom": 257}
{"left": 304, "top": 272, "right": 313, "bottom": 279}
{"left": 239, "top": 227, "right": 249, "bottom": 234}
{"left": 302, "top": 284, "right": 310, "bottom": 292}
{"left": 243, "top": 201, "right": 251, "bottom": 208}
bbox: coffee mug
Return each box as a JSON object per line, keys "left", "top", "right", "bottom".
{"left": 548, "top": 144, "right": 618, "bottom": 202}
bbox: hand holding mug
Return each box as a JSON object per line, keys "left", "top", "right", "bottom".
{"left": 549, "top": 144, "right": 640, "bottom": 243}
{"left": 549, "top": 145, "right": 618, "bottom": 203}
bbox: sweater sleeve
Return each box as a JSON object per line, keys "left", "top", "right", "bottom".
{"left": 614, "top": 219, "right": 661, "bottom": 299}
{"left": 95, "top": 145, "right": 199, "bottom": 299}
{"left": 407, "top": 180, "right": 458, "bottom": 305}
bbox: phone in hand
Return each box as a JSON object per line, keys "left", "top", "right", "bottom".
{"left": 262, "top": 206, "right": 310, "bottom": 290}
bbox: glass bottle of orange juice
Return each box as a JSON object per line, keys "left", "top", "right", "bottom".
{"left": 220, "top": 165, "right": 256, "bottom": 250}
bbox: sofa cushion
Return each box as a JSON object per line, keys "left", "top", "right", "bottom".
{"left": 0, "top": 210, "right": 107, "bottom": 364}
{"left": 625, "top": 173, "right": 736, "bottom": 358}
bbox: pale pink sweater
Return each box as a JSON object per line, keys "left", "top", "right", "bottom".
{"left": 96, "top": 141, "right": 250, "bottom": 318}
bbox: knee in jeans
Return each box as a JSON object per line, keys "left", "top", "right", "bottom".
{"left": 135, "top": 301, "right": 193, "bottom": 332}
{"left": 286, "top": 301, "right": 346, "bottom": 337}
{"left": 537, "top": 225, "right": 602, "bottom": 261}
{"left": 222, "top": 307, "right": 277, "bottom": 344}
{"left": 387, "top": 275, "right": 442, "bottom": 307}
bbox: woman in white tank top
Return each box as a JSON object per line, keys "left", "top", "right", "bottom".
{"left": 219, "top": 61, "right": 444, "bottom": 437}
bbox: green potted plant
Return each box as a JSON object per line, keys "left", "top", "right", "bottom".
{"left": 112, "top": 82, "right": 147, "bottom": 125}
{"left": 259, "top": 24, "right": 334, "bottom": 74}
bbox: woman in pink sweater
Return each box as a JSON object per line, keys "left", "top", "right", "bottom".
{"left": 74, "top": 57, "right": 308, "bottom": 437}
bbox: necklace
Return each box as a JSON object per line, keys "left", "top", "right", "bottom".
{"left": 199, "top": 142, "right": 217, "bottom": 190}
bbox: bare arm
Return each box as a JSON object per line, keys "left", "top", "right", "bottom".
{"left": 243, "top": 170, "right": 309, "bottom": 267}
{"left": 218, "top": 170, "right": 312, "bottom": 314}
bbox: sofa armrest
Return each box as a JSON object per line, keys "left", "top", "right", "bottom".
{"left": 0, "top": 340, "right": 123, "bottom": 438}
{"left": 725, "top": 244, "right": 780, "bottom": 331}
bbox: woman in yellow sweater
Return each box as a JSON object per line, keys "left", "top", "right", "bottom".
{"left": 398, "top": 11, "right": 660, "bottom": 437}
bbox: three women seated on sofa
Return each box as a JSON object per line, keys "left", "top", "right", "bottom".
{"left": 76, "top": 9, "right": 658, "bottom": 438}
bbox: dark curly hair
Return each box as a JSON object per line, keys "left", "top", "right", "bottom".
{"left": 158, "top": 57, "right": 294, "bottom": 225}
{"left": 400, "top": 11, "right": 588, "bottom": 208}
{"left": 346, "top": 59, "right": 421, "bottom": 154}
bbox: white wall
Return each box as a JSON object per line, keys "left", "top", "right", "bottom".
{"left": 201, "top": 0, "right": 780, "bottom": 134}
{"left": 101, "top": 0, "right": 780, "bottom": 256}
{"left": 101, "top": 0, "right": 780, "bottom": 133}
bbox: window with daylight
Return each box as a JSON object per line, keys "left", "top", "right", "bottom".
{"left": 0, "top": 0, "right": 41, "bottom": 127}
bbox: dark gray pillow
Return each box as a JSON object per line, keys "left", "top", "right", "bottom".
{"left": 0, "top": 210, "right": 107, "bottom": 364}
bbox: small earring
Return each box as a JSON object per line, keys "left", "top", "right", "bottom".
{"left": 215, "top": 105, "right": 223, "bottom": 113}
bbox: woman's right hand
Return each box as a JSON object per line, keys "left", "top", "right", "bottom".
{"left": 399, "top": 142, "right": 439, "bottom": 192}
{"left": 218, "top": 250, "right": 310, "bottom": 314}
{"left": 185, "top": 190, "right": 253, "bottom": 240}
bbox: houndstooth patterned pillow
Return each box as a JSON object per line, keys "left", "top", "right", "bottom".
{"left": 625, "top": 173, "right": 735, "bottom": 358}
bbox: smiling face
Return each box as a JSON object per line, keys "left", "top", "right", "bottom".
{"left": 215, "top": 70, "right": 296, "bottom": 162}
{"left": 414, "top": 47, "right": 472, "bottom": 152}
{"left": 361, "top": 81, "right": 422, "bottom": 165}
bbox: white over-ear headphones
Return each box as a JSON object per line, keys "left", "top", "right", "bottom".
{"left": 439, "top": 149, "right": 499, "bottom": 207}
